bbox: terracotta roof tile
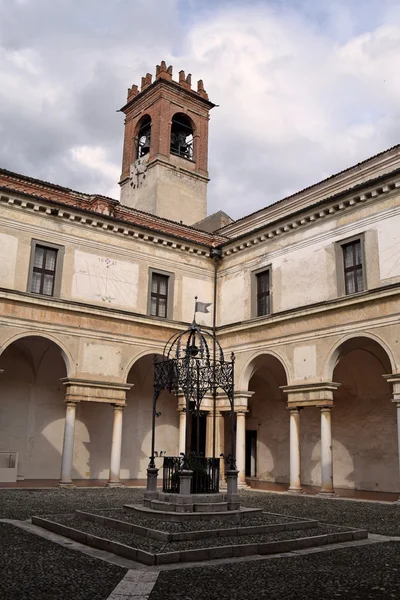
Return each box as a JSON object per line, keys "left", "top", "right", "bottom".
{"left": 0, "top": 168, "right": 228, "bottom": 247}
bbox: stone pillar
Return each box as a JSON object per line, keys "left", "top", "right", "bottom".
{"left": 107, "top": 404, "right": 124, "bottom": 487}
{"left": 178, "top": 410, "right": 186, "bottom": 456}
{"left": 288, "top": 407, "right": 302, "bottom": 493}
{"left": 236, "top": 410, "right": 247, "bottom": 486}
{"left": 59, "top": 401, "right": 78, "bottom": 487}
{"left": 225, "top": 469, "right": 240, "bottom": 510}
{"left": 319, "top": 407, "right": 334, "bottom": 495}
{"left": 144, "top": 467, "right": 159, "bottom": 504}
{"left": 205, "top": 411, "right": 212, "bottom": 457}
{"left": 383, "top": 374, "right": 400, "bottom": 501}
{"left": 217, "top": 411, "right": 225, "bottom": 481}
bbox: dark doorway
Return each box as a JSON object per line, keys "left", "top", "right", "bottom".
{"left": 191, "top": 414, "right": 206, "bottom": 455}
{"left": 245, "top": 430, "right": 257, "bottom": 477}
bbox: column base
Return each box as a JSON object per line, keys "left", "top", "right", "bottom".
{"left": 57, "top": 482, "right": 75, "bottom": 488}
{"left": 288, "top": 486, "right": 303, "bottom": 494}
{"left": 106, "top": 482, "right": 123, "bottom": 488}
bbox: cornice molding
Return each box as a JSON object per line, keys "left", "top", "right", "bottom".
{"left": 0, "top": 192, "right": 212, "bottom": 258}
{"left": 220, "top": 175, "right": 400, "bottom": 256}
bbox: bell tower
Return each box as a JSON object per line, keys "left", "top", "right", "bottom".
{"left": 119, "top": 62, "right": 215, "bottom": 225}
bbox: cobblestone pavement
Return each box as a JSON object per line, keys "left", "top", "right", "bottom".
{"left": 149, "top": 542, "right": 400, "bottom": 600}
{"left": 0, "top": 523, "right": 126, "bottom": 600}
{"left": 1, "top": 487, "right": 400, "bottom": 599}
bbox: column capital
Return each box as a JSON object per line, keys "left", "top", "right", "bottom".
{"left": 320, "top": 406, "right": 333, "bottom": 413}
{"left": 65, "top": 400, "right": 79, "bottom": 407}
{"left": 112, "top": 403, "right": 125, "bottom": 410}
{"left": 383, "top": 374, "right": 400, "bottom": 403}
{"left": 281, "top": 382, "right": 340, "bottom": 408}
{"left": 60, "top": 377, "right": 132, "bottom": 404}
{"left": 287, "top": 406, "right": 302, "bottom": 414}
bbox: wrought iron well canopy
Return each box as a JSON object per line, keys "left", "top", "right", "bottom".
{"left": 150, "top": 315, "right": 236, "bottom": 493}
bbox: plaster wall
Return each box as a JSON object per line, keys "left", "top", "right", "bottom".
{"left": 0, "top": 340, "right": 66, "bottom": 479}
{"left": 121, "top": 160, "right": 207, "bottom": 226}
{"left": 0, "top": 203, "right": 214, "bottom": 324}
{"left": 246, "top": 374, "right": 289, "bottom": 483}
{"left": 0, "top": 340, "right": 180, "bottom": 480}
{"left": 0, "top": 232, "right": 18, "bottom": 289}
{"left": 298, "top": 348, "right": 398, "bottom": 492}
{"left": 123, "top": 355, "right": 179, "bottom": 478}
{"left": 218, "top": 201, "right": 400, "bottom": 325}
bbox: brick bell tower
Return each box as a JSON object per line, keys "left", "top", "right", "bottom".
{"left": 119, "top": 61, "right": 215, "bottom": 225}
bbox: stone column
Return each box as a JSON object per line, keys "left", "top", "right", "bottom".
{"left": 217, "top": 411, "right": 225, "bottom": 481}
{"left": 178, "top": 410, "right": 186, "bottom": 455}
{"left": 319, "top": 406, "right": 334, "bottom": 495}
{"left": 205, "top": 411, "right": 215, "bottom": 457}
{"left": 59, "top": 401, "right": 78, "bottom": 487}
{"left": 107, "top": 404, "right": 124, "bottom": 487}
{"left": 383, "top": 374, "right": 400, "bottom": 500}
{"left": 288, "top": 407, "right": 302, "bottom": 493}
{"left": 236, "top": 410, "right": 247, "bottom": 485}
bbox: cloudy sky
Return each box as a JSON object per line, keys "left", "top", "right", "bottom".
{"left": 1, "top": 0, "right": 400, "bottom": 220}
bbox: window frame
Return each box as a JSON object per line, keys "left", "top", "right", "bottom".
{"left": 147, "top": 267, "right": 175, "bottom": 320}
{"left": 251, "top": 265, "right": 272, "bottom": 318}
{"left": 27, "top": 239, "right": 65, "bottom": 298}
{"left": 335, "top": 233, "right": 367, "bottom": 296}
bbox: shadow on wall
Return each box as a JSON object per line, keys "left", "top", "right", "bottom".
{"left": 123, "top": 353, "right": 179, "bottom": 479}
{"left": 300, "top": 339, "right": 397, "bottom": 493}
{"left": 244, "top": 353, "right": 289, "bottom": 484}
{"left": 0, "top": 337, "right": 67, "bottom": 480}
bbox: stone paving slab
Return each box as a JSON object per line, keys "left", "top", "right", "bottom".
{"left": 107, "top": 570, "right": 159, "bottom": 599}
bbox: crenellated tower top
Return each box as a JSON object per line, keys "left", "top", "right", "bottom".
{"left": 119, "top": 62, "right": 215, "bottom": 226}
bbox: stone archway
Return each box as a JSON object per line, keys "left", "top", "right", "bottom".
{"left": 239, "top": 353, "right": 289, "bottom": 485}
{"left": 0, "top": 335, "right": 68, "bottom": 480}
{"left": 329, "top": 336, "right": 397, "bottom": 492}
{"left": 123, "top": 353, "right": 179, "bottom": 480}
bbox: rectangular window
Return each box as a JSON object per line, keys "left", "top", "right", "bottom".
{"left": 256, "top": 270, "right": 271, "bottom": 316}
{"left": 28, "top": 240, "right": 64, "bottom": 297}
{"left": 251, "top": 266, "right": 272, "bottom": 318}
{"left": 342, "top": 239, "right": 364, "bottom": 294}
{"left": 150, "top": 272, "right": 169, "bottom": 318}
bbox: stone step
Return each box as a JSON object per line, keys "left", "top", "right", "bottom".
{"left": 158, "top": 492, "right": 224, "bottom": 504}
{"left": 124, "top": 503, "right": 263, "bottom": 522}
{"left": 31, "top": 515, "right": 369, "bottom": 567}
{"left": 150, "top": 500, "right": 176, "bottom": 512}
{"left": 194, "top": 502, "right": 228, "bottom": 512}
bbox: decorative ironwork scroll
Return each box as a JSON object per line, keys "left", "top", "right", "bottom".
{"left": 150, "top": 319, "right": 236, "bottom": 485}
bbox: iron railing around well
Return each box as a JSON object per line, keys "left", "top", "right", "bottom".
{"left": 162, "top": 456, "right": 220, "bottom": 494}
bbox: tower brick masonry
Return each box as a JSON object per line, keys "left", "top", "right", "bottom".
{"left": 119, "top": 61, "right": 215, "bottom": 225}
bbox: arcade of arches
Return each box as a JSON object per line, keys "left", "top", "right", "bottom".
{"left": 1, "top": 335, "right": 400, "bottom": 496}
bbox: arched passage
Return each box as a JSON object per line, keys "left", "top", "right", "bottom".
{"left": 122, "top": 353, "right": 179, "bottom": 479}
{"left": 329, "top": 336, "right": 397, "bottom": 492}
{"left": 0, "top": 335, "right": 68, "bottom": 480}
{"left": 241, "top": 353, "right": 289, "bottom": 483}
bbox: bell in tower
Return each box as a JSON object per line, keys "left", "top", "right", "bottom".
{"left": 119, "top": 62, "right": 215, "bottom": 226}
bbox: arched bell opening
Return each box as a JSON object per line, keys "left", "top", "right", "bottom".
{"left": 136, "top": 115, "right": 151, "bottom": 159}
{"left": 170, "top": 113, "right": 194, "bottom": 161}
{"left": 0, "top": 335, "right": 68, "bottom": 480}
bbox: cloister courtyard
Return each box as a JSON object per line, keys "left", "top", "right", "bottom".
{"left": 1, "top": 486, "right": 400, "bottom": 600}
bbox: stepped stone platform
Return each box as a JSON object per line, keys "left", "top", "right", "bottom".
{"left": 31, "top": 506, "right": 368, "bottom": 566}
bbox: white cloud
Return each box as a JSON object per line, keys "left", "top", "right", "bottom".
{"left": 0, "top": 0, "right": 400, "bottom": 220}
